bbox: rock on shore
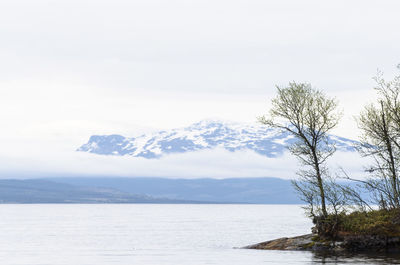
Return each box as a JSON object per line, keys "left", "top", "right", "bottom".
{"left": 244, "top": 234, "right": 400, "bottom": 252}
{"left": 243, "top": 234, "right": 316, "bottom": 251}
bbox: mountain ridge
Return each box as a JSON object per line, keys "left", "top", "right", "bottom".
{"left": 0, "top": 179, "right": 209, "bottom": 204}
{"left": 77, "top": 120, "right": 357, "bottom": 158}
{"left": 46, "top": 177, "right": 303, "bottom": 204}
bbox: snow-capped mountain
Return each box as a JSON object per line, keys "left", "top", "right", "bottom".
{"left": 77, "top": 120, "right": 357, "bottom": 159}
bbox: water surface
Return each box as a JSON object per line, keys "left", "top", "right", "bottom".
{"left": 0, "top": 204, "right": 399, "bottom": 264}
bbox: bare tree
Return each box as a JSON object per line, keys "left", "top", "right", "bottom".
{"left": 356, "top": 70, "right": 400, "bottom": 209}
{"left": 259, "top": 82, "right": 342, "bottom": 218}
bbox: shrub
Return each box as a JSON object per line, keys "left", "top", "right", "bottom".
{"left": 316, "top": 209, "right": 400, "bottom": 238}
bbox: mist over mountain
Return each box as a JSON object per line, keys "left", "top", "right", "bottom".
{"left": 78, "top": 120, "right": 357, "bottom": 159}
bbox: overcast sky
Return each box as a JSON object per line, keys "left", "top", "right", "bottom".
{"left": 0, "top": 0, "right": 399, "bottom": 178}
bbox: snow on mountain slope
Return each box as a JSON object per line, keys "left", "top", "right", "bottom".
{"left": 77, "top": 120, "right": 357, "bottom": 159}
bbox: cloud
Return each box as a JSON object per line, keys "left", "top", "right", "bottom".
{"left": 0, "top": 0, "right": 398, "bottom": 178}
{"left": 0, "top": 134, "right": 367, "bottom": 180}
{"left": 1, "top": 0, "right": 400, "bottom": 143}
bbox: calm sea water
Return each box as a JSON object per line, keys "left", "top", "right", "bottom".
{"left": 0, "top": 204, "right": 399, "bottom": 265}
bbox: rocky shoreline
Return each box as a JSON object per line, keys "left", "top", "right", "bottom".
{"left": 243, "top": 234, "right": 400, "bottom": 252}
{"left": 243, "top": 234, "right": 317, "bottom": 251}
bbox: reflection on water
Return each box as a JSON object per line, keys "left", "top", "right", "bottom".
{"left": 312, "top": 251, "right": 400, "bottom": 264}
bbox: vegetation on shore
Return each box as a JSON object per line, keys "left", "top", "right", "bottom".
{"left": 260, "top": 66, "right": 400, "bottom": 250}
{"left": 316, "top": 209, "right": 400, "bottom": 238}
{"left": 336, "top": 209, "right": 400, "bottom": 236}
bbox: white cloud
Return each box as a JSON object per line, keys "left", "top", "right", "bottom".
{"left": 0, "top": 133, "right": 367, "bottom": 180}
{"left": 0, "top": 0, "right": 399, "bottom": 177}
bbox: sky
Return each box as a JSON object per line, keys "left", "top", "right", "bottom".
{"left": 0, "top": 0, "right": 399, "bottom": 178}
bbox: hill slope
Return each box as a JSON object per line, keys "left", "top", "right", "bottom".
{"left": 0, "top": 179, "right": 198, "bottom": 203}
{"left": 48, "top": 177, "right": 303, "bottom": 204}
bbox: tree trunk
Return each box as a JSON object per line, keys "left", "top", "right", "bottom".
{"left": 381, "top": 101, "right": 400, "bottom": 208}
{"left": 316, "top": 167, "right": 327, "bottom": 217}
{"left": 312, "top": 147, "right": 327, "bottom": 217}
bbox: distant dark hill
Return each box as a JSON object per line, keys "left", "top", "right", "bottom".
{"left": 0, "top": 179, "right": 199, "bottom": 203}
{"left": 47, "top": 177, "right": 303, "bottom": 204}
